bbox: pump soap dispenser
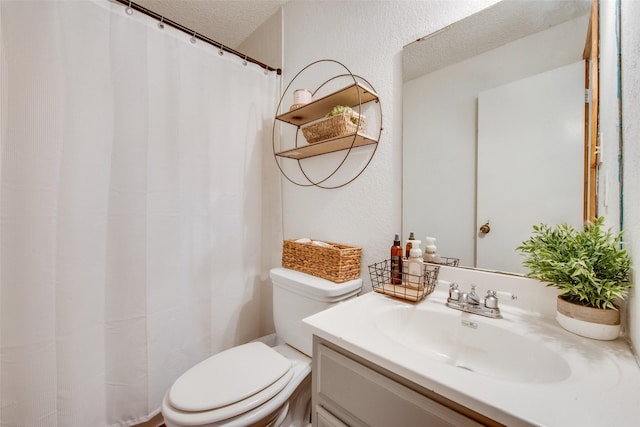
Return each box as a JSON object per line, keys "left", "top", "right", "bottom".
{"left": 406, "top": 240, "right": 424, "bottom": 289}
{"left": 424, "top": 236, "right": 441, "bottom": 264}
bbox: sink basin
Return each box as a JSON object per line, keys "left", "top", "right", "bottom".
{"left": 304, "top": 289, "right": 640, "bottom": 427}
{"left": 375, "top": 305, "right": 571, "bottom": 383}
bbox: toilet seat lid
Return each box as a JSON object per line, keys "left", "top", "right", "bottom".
{"left": 169, "top": 341, "right": 292, "bottom": 412}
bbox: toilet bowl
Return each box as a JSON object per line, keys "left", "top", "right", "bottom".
{"left": 161, "top": 267, "right": 362, "bottom": 427}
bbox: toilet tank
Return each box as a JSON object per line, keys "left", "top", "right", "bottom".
{"left": 270, "top": 267, "right": 362, "bottom": 356}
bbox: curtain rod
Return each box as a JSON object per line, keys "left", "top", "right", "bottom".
{"left": 112, "top": 0, "right": 282, "bottom": 75}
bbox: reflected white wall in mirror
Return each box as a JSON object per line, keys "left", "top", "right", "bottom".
{"left": 402, "top": 0, "right": 591, "bottom": 274}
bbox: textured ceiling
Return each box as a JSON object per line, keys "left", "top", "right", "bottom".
{"left": 127, "top": 0, "right": 591, "bottom": 79}
{"left": 133, "top": 0, "right": 288, "bottom": 49}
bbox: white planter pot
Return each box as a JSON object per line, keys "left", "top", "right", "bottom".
{"left": 556, "top": 296, "right": 621, "bottom": 341}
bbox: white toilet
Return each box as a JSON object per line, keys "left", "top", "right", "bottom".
{"left": 161, "top": 267, "right": 362, "bottom": 427}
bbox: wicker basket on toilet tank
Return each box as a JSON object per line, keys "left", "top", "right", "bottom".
{"left": 282, "top": 239, "right": 361, "bottom": 283}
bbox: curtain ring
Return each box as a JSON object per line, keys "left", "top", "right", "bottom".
{"left": 158, "top": 16, "right": 165, "bottom": 30}
{"left": 242, "top": 56, "right": 248, "bottom": 66}
{"left": 218, "top": 44, "right": 224, "bottom": 56}
{"left": 125, "top": 1, "right": 133, "bottom": 15}
{"left": 190, "top": 31, "right": 197, "bottom": 44}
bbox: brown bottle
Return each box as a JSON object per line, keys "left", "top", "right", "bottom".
{"left": 405, "top": 231, "right": 415, "bottom": 258}
{"left": 390, "top": 234, "right": 403, "bottom": 285}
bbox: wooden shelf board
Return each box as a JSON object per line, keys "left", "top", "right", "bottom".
{"left": 275, "top": 133, "right": 378, "bottom": 160}
{"left": 276, "top": 83, "right": 379, "bottom": 126}
{"left": 373, "top": 284, "right": 428, "bottom": 302}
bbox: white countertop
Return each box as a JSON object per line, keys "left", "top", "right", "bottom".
{"left": 303, "top": 283, "right": 640, "bottom": 427}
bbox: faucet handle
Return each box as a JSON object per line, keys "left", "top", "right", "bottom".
{"left": 484, "top": 290, "right": 498, "bottom": 309}
{"left": 484, "top": 289, "right": 517, "bottom": 309}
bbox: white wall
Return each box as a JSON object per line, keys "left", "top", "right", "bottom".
{"left": 403, "top": 16, "right": 588, "bottom": 268}
{"left": 621, "top": 0, "right": 640, "bottom": 356}
{"left": 239, "top": 8, "right": 283, "bottom": 70}
{"left": 598, "top": 0, "right": 638, "bottom": 355}
{"left": 249, "top": 0, "right": 639, "bottom": 353}
{"left": 279, "top": 0, "right": 498, "bottom": 293}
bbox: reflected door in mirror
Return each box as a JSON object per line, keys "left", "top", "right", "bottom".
{"left": 476, "top": 61, "right": 585, "bottom": 273}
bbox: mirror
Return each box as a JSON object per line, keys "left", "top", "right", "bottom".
{"left": 402, "top": 0, "right": 592, "bottom": 274}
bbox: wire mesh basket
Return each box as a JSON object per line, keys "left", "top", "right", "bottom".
{"left": 368, "top": 259, "right": 440, "bottom": 302}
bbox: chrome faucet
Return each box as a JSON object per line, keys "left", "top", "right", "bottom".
{"left": 468, "top": 284, "right": 480, "bottom": 306}
{"left": 447, "top": 283, "right": 516, "bottom": 319}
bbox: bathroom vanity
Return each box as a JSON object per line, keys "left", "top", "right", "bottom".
{"left": 303, "top": 268, "right": 640, "bottom": 427}
{"left": 313, "top": 337, "right": 496, "bottom": 426}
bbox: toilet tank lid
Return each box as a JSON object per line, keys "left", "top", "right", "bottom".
{"left": 270, "top": 267, "right": 362, "bottom": 300}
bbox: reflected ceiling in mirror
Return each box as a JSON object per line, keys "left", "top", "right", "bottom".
{"left": 401, "top": 0, "right": 591, "bottom": 275}
{"left": 403, "top": 0, "right": 591, "bottom": 82}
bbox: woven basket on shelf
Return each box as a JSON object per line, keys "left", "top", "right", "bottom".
{"left": 301, "top": 110, "right": 366, "bottom": 144}
{"left": 282, "top": 239, "right": 361, "bottom": 283}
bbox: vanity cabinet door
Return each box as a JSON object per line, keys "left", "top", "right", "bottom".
{"left": 316, "top": 406, "right": 349, "bottom": 427}
{"left": 315, "top": 343, "right": 484, "bottom": 427}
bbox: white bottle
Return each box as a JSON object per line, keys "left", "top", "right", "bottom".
{"left": 424, "top": 236, "right": 441, "bottom": 264}
{"left": 406, "top": 240, "right": 424, "bottom": 289}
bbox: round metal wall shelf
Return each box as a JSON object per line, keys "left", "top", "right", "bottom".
{"left": 272, "top": 59, "right": 383, "bottom": 189}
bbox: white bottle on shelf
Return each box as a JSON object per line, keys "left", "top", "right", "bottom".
{"left": 424, "top": 236, "right": 441, "bottom": 264}
{"left": 406, "top": 240, "right": 424, "bottom": 289}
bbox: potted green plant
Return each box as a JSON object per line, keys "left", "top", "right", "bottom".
{"left": 516, "top": 217, "right": 633, "bottom": 340}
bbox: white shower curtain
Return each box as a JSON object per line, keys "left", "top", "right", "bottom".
{"left": 0, "top": 1, "right": 279, "bottom": 425}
